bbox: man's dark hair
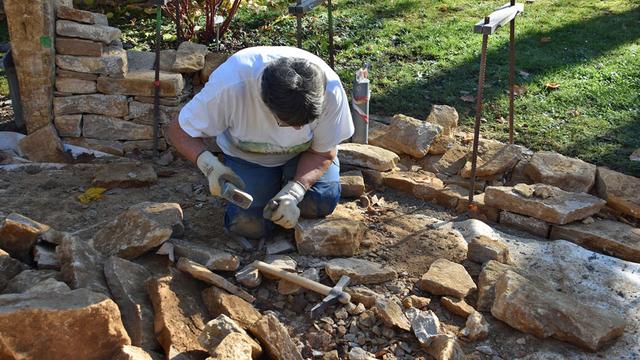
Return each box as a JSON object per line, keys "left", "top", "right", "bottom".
{"left": 261, "top": 57, "right": 326, "bottom": 127}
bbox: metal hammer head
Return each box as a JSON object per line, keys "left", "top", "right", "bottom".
{"left": 310, "top": 275, "right": 351, "bottom": 318}
{"left": 221, "top": 181, "right": 253, "bottom": 209}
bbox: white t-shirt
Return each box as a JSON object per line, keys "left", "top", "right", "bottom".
{"left": 178, "top": 46, "right": 354, "bottom": 167}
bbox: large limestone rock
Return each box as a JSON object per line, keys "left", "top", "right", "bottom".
{"left": 418, "top": 258, "right": 476, "bottom": 298}
{"left": 492, "top": 270, "right": 626, "bottom": 351}
{"left": 476, "top": 260, "right": 512, "bottom": 312}
{"left": 383, "top": 171, "right": 446, "bottom": 202}
{"left": 54, "top": 94, "right": 129, "bottom": 117}
{"left": 90, "top": 202, "right": 183, "bottom": 259}
{"left": 468, "top": 235, "right": 510, "bottom": 264}
{"left": 56, "top": 20, "right": 121, "bottom": 44}
{"left": 295, "top": 218, "right": 364, "bottom": 257}
{"left": 499, "top": 210, "right": 550, "bottom": 238}
{"left": 524, "top": 151, "right": 596, "bottom": 193}
{"left": 0, "top": 288, "right": 130, "bottom": 359}
{"left": 83, "top": 115, "right": 153, "bottom": 141}
{"left": 201, "top": 286, "right": 261, "bottom": 330}
{"left": 172, "top": 239, "right": 239, "bottom": 271}
{"left": 484, "top": 184, "right": 606, "bottom": 225}
{"left": 91, "top": 162, "right": 158, "bottom": 188}
{"left": 4, "top": 0, "right": 56, "bottom": 132}
{"left": 198, "top": 315, "right": 262, "bottom": 358}
{"left": 57, "top": 6, "right": 108, "bottom": 25}
{"left": 127, "top": 101, "right": 183, "bottom": 125}
{"left": 104, "top": 257, "right": 158, "bottom": 351}
{"left": 0, "top": 249, "right": 27, "bottom": 292}
{"left": 248, "top": 313, "right": 304, "bottom": 360}
{"left": 596, "top": 167, "right": 640, "bottom": 219}
{"left": 206, "top": 331, "right": 259, "bottom": 360}
{"left": 369, "top": 114, "right": 442, "bottom": 158}
{"left": 460, "top": 141, "right": 530, "bottom": 179}
{"left": 325, "top": 258, "right": 397, "bottom": 285}
{"left": 18, "top": 123, "right": 69, "bottom": 163}
{"left": 550, "top": 220, "right": 640, "bottom": 263}
{"left": 97, "top": 70, "right": 185, "bottom": 97}
{"left": 56, "top": 47, "right": 127, "bottom": 77}
{"left": 337, "top": 143, "right": 399, "bottom": 171}
{"left": 147, "top": 272, "right": 209, "bottom": 359}
{"left": 173, "top": 41, "right": 209, "bottom": 73}
{"left": 57, "top": 233, "right": 109, "bottom": 294}
{"left": 0, "top": 212, "right": 50, "bottom": 261}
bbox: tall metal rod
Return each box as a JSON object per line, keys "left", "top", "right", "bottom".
{"left": 175, "top": 0, "right": 182, "bottom": 43}
{"left": 153, "top": 4, "right": 162, "bottom": 158}
{"left": 296, "top": 0, "right": 303, "bottom": 48}
{"left": 469, "top": 17, "right": 490, "bottom": 206}
{"left": 328, "top": 0, "right": 335, "bottom": 68}
{"left": 508, "top": 0, "right": 516, "bottom": 144}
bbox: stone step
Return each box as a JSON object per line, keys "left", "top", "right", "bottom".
{"left": 97, "top": 70, "right": 184, "bottom": 97}
{"left": 56, "top": 20, "right": 121, "bottom": 44}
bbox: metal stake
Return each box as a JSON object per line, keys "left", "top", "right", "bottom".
{"left": 468, "top": 16, "right": 490, "bottom": 206}
{"left": 508, "top": 0, "right": 516, "bottom": 144}
{"left": 296, "top": 0, "right": 303, "bottom": 48}
{"left": 153, "top": 3, "right": 163, "bottom": 159}
{"left": 175, "top": 0, "right": 182, "bottom": 43}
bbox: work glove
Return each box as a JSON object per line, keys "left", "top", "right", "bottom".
{"left": 265, "top": 180, "right": 307, "bottom": 229}
{"left": 196, "top": 151, "right": 245, "bottom": 197}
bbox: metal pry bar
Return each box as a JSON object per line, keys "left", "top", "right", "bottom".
{"left": 474, "top": 3, "right": 524, "bottom": 35}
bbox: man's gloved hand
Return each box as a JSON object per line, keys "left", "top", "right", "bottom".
{"left": 266, "top": 180, "right": 307, "bottom": 229}
{"left": 196, "top": 151, "right": 245, "bottom": 197}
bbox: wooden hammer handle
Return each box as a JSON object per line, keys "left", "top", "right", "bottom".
{"left": 252, "top": 261, "right": 332, "bottom": 296}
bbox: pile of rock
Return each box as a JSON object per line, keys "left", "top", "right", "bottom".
{"left": 48, "top": 4, "right": 225, "bottom": 158}
{"left": 336, "top": 106, "right": 640, "bottom": 266}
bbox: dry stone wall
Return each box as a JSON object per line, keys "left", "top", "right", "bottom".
{"left": 50, "top": 4, "right": 226, "bottom": 157}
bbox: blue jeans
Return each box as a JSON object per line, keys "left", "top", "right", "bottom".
{"left": 224, "top": 154, "right": 341, "bottom": 239}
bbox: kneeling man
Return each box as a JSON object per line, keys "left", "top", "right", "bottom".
{"left": 167, "top": 46, "right": 354, "bottom": 239}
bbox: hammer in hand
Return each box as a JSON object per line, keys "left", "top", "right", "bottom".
{"left": 251, "top": 260, "right": 351, "bottom": 318}
{"left": 220, "top": 179, "right": 253, "bottom": 209}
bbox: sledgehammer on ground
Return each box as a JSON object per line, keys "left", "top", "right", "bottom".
{"left": 251, "top": 260, "right": 351, "bottom": 317}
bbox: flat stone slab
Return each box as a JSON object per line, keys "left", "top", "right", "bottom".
{"left": 499, "top": 210, "right": 550, "bottom": 238}
{"left": 383, "top": 171, "right": 446, "bottom": 202}
{"left": 127, "top": 101, "right": 183, "bottom": 125}
{"left": 56, "top": 47, "right": 127, "bottom": 77}
{"left": 337, "top": 143, "right": 399, "bottom": 171}
{"left": 418, "top": 258, "right": 477, "bottom": 298}
{"left": 55, "top": 37, "right": 103, "bottom": 57}
{"left": 91, "top": 162, "right": 158, "bottom": 188}
{"left": 83, "top": 115, "right": 153, "bottom": 141}
{"left": 524, "top": 151, "right": 596, "bottom": 193}
{"left": 54, "top": 94, "right": 129, "bottom": 117}
{"left": 492, "top": 270, "right": 627, "bottom": 352}
{"left": 171, "top": 239, "right": 239, "bottom": 271}
{"left": 0, "top": 288, "right": 130, "bottom": 359}
{"left": 57, "top": 6, "right": 108, "bottom": 25}
{"left": 596, "top": 167, "right": 640, "bottom": 220}
{"left": 484, "top": 184, "right": 606, "bottom": 225}
{"left": 431, "top": 143, "right": 470, "bottom": 175}
{"left": 1, "top": 269, "right": 58, "bottom": 295}
{"left": 97, "top": 70, "right": 184, "bottom": 97}
{"left": 369, "top": 114, "right": 442, "bottom": 158}
{"left": 57, "top": 234, "right": 109, "bottom": 295}
{"left": 90, "top": 202, "right": 183, "bottom": 259}
{"left": 550, "top": 219, "right": 640, "bottom": 263}
{"left": 56, "top": 20, "right": 121, "bottom": 44}
{"left": 325, "top": 258, "right": 397, "bottom": 285}
{"left": 56, "top": 77, "right": 97, "bottom": 94}
{"left": 201, "top": 286, "right": 262, "bottom": 330}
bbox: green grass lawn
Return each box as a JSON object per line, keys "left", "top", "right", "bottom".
{"left": 226, "top": 0, "right": 640, "bottom": 175}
